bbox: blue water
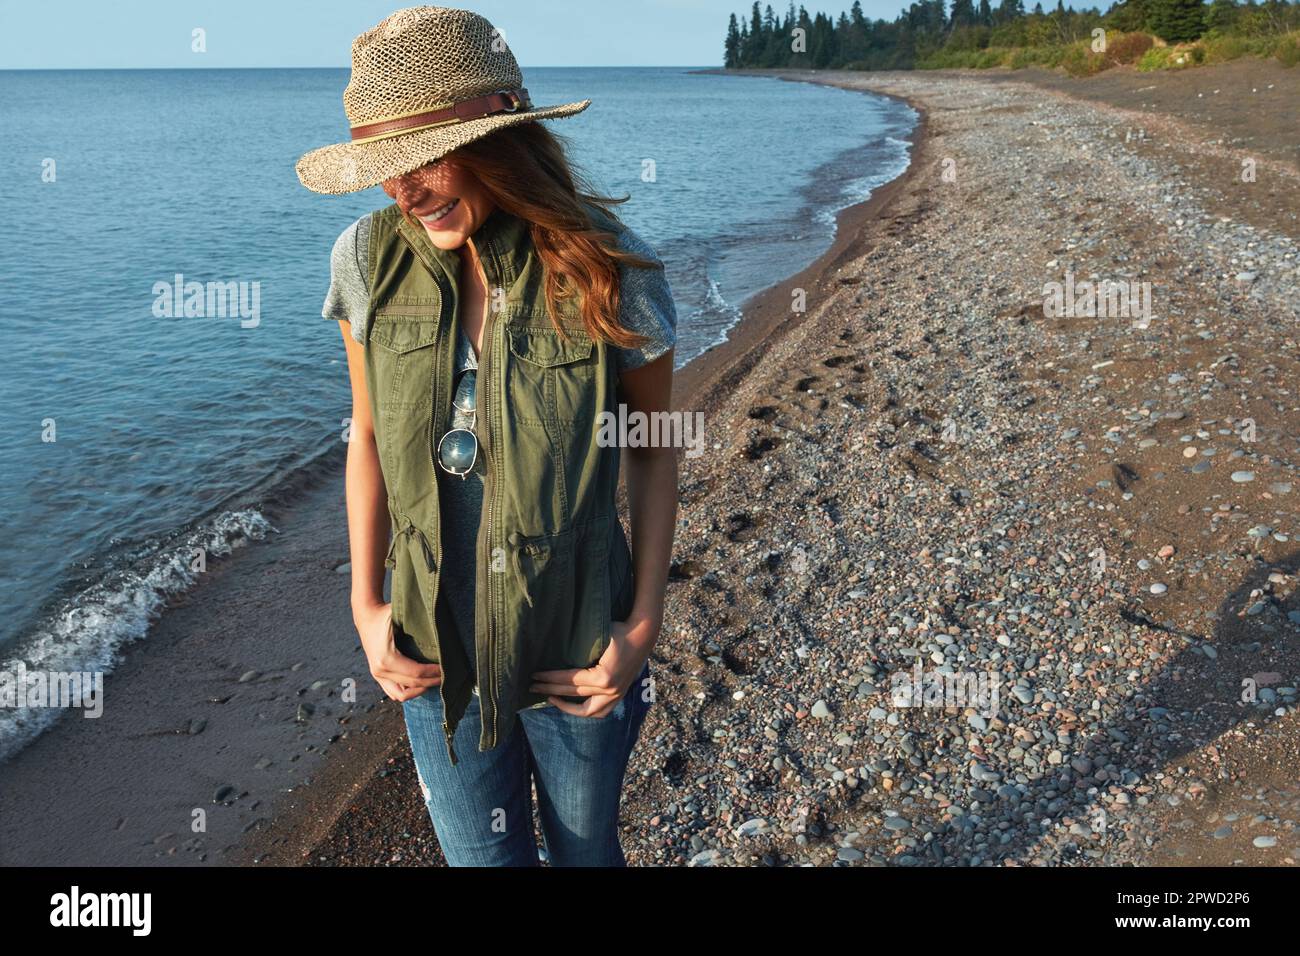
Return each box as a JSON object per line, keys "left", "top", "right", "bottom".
{"left": 0, "top": 66, "right": 915, "bottom": 759}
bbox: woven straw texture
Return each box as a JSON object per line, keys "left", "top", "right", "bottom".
{"left": 297, "top": 6, "right": 590, "bottom": 194}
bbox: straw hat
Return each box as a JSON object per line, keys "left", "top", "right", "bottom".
{"left": 296, "top": 6, "right": 591, "bottom": 194}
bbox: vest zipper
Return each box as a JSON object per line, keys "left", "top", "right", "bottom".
{"left": 428, "top": 299, "right": 457, "bottom": 766}
{"left": 469, "top": 239, "right": 501, "bottom": 751}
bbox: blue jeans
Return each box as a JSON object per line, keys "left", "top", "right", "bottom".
{"left": 401, "top": 660, "right": 651, "bottom": 866}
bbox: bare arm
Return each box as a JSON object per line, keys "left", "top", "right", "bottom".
{"left": 620, "top": 349, "right": 678, "bottom": 649}
{"left": 339, "top": 321, "right": 441, "bottom": 700}
{"left": 341, "top": 322, "right": 389, "bottom": 615}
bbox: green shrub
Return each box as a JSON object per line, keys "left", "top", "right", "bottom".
{"left": 1137, "top": 45, "right": 1174, "bottom": 70}
{"left": 1006, "top": 47, "right": 1037, "bottom": 69}
{"left": 1276, "top": 34, "right": 1300, "bottom": 67}
{"left": 1200, "top": 33, "right": 1253, "bottom": 62}
{"left": 1062, "top": 42, "right": 1109, "bottom": 76}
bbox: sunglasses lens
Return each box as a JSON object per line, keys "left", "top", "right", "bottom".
{"left": 453, "top": 370, "right": 476, "bottom": 412}
{"left": 439, "top": 428, "right": 477, "bottom": 474}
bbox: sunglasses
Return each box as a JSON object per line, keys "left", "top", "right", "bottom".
{"left": 436, "top": 368, "right": 478, "bottom": 478}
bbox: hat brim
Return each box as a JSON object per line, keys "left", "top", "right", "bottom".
{"left": 295, "top": 99, "right": 592, "bottom": 195}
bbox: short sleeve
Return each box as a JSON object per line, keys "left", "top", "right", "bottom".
{"left": 321, "top": 215, "right": 371, "bottom": 345}
{"left": 610, "top": 222, "right": 677, "bottom": 373}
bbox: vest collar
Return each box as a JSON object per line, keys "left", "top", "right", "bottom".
{"left": 393, "top": 203, "right": 531, "bottom": 292}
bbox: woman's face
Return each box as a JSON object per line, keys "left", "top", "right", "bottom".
{"left": 382, "top": 158, "right": 494, "bottom": 251}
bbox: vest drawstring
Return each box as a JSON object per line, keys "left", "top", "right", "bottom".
{"left": 411, "top": 526, "right": 438, "bottom": 572}
{"left": 386, "top": 522, "right": 437, "bottom": 573}
{"left": 383, "top": 527, "right": 400, "bottom": 570}
{"left": 507, "top": 532, "right": 535, "bottom": 609}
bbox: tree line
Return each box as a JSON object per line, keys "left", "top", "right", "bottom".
{"left": 722, "top": 0, "right": 1300, "bottom": 70}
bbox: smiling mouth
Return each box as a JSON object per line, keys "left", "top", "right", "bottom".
{"left": 414, "top": 198, "right": 460, "bottom": 226}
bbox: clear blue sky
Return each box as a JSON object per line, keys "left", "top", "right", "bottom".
{"left": 0, "top": 0, "right": 918, "bottom": 69}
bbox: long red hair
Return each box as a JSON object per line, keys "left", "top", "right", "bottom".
{"left": 414, "top": 123, "right": 659, "bottom": 349}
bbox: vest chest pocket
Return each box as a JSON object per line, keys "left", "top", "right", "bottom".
{"left": 506, "top": 325, "right": 596, "bottom": 427}
{"left": 367, "top": 313, "right": 441, "bottom": 412}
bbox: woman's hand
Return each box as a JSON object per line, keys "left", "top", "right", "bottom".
{"left": 529, "top": 614, "right": 657, "bottom": 717}
{"left": 354, "top": 600, "right": 442, "bottom": 702}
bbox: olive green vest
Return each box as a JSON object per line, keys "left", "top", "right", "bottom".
{"left": 363, "top": 202, "right": 636, "bottom": 766}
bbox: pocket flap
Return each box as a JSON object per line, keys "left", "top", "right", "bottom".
{"left": 508, "top": 326, "right": 593, "bottom": 367}
{"left": 369, "top": 315, "right": 440, "bottom": 354}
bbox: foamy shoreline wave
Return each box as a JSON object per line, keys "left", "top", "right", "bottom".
{"left": 0, "top": 508, "right": 275, "bottom": 764}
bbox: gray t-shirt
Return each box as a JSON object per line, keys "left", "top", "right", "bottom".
{"left": 322, "top": 211, "right": 678, "bottom": 371}
{"left": 322, "top": 209, "right": 677, "bottom": 689}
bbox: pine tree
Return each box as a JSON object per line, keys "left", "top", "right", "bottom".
{"left": 995, "top": 0, "right": 1025, "bottom": 23}
{"left": 951, "top": 0, "right": 979, "bottom": 26}
{"left": 1148, "top": 0, "right": 1206, "bottom": 41}
{"left": 724, "top": 13, "right": 742, "bottom": 67}
{"left": 748, "top": 1, "right": 765, "bottom": 63}
{"left": 1204, "top": 0, "right": 1239, "bottom": 32}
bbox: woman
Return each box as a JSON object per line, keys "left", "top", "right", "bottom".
{"left": 295, "top": 6, "right": 679, "bottom": 866}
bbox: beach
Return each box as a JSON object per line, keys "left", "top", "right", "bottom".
{"left": 4, "top": 61, "right": 1297, "bottom": 867}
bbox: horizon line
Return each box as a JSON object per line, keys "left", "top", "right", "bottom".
{"left": 0, "top": 64, "right": 722, "bottom": 72}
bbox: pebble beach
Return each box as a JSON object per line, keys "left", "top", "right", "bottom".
{"left": 92, "top": 62, "right": 1299, "bottom": 869}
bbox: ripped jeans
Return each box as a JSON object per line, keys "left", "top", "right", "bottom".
{"left": 400, "top": 660, "right": 651, "bottom": 867}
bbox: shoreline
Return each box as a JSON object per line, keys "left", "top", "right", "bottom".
{"left": 671, "top": 72, "right": 926, "bottom": 420}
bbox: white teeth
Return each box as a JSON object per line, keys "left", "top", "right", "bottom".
{"left": 419, "top": 199, "right": 457, "bottom": 222}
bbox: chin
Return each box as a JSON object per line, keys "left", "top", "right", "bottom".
{"left": 423, "top": 226, "right": 471, "bottom": 251}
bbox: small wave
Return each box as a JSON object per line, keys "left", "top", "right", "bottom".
{"left": 701, "top": 276, "right": 742, "bottom": 321}
{"left": 683, "top": 277, "right": 744, "bottom": 360}
{"left": 817, "top": 136, "right": 915, "bottom": 227}
{"left": 0, "top": 508, "right": 275, "bottom": 764}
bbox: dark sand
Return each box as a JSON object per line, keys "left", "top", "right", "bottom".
{"left": 0, "top": 445, "right": 396, "bottom": 865}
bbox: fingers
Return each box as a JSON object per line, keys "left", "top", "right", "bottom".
{"left": 377, "top": 675, "right": 437, "bottom": 702}
{"left": 387, "top": 656, "right": 444, "bottom": 681}
{"left": 529, "top": 667, "right": 614, "bottom": 699}
{"left": 375, "top": 676, "right": 405, "bottom": 701}
{"left": 548, "top": 694, "right": 618, "bottom": 718}
{"left": 376, "top": 665, "right": 441, "bottom": 690}
{"left": 391, "top": 682, "right": 428, "bottom": 702}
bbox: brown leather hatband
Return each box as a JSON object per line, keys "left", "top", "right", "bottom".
{"left": 349, "top": 88, "right": 532, "bottom": 143}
